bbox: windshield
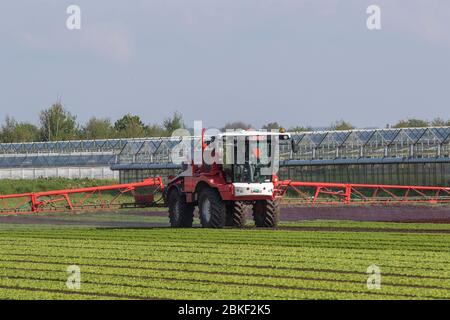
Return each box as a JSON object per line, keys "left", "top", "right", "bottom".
{"left": 221, "top": 135, "right": 275, "bottom": 183}
{"left": 232, "top": 163, "right": 271, "bottom": 183}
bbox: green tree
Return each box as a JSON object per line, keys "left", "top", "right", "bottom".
{"left": 163, "top": 111, "right": 184, "bottom": 134}
{"left": 13, "top": 122, "right": 40, "bottom": 142}
{"left": 330, "top": 120, "right": 355, "bottom": 131}
{"left": 39, "top": 102, "right": 78, "bottom": 141}
{"left": 81, "top": 117, "right": 113, "bottom": 139}
{"left": 0, "top": 116, "right": 40, "bottom": 143}
{"left": 393, "top": 118, "right": 429, "bottom": 128}
{"left": 145, "top": 124, "right": 166, "bottom": 137}
{"left": 114, "top": 114, "right": 146, "bottom": 138}
{"left": 430, "top": 117, "right": 450, "bottom": 127}
{"left": 262, "top": 122, "right": 282, "bottom": 131}
{"left": 288, "top": 126, "right": 312, "bottom": 132}
{"left": 221, "top": 121, "right": 252, "bottom": 131}
{"left": 0, "top": 116, "right": 17, "bottom": 143}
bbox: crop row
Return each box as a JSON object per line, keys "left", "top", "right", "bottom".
{"left": 3, "top": 226, "right": 450, "bottom": 242}
{"left": 2, "top": 245, "right": 450, "bottom": 293}
{"left": 4, "top": 234, "right": 447, "bottom": 259}
{"left": 2, "top": 254, "right": 448, "bottom": 287}
{"left": 0, "top": 264, "right": 439, "bottom": 300}
{"left": 2, "top": 232, "right": 449, "bottom": 257}
{"left": 4, "top": 227, "right": 450, "bottom": 247}
{"left": 0, "top": 268, "right": 404, "bottom": 300}
{"left": 0, "top": 286, "right": 119, "bottom": 300}
{"left": 1, "top": 255, "right": 450, "bottom": 294}
{"left": 2, "top": 235, "right": 450, "bottom": 270}
{"left": 2, "top": 242, "right": 450, "bottom": 280}
{"left": 3, "top": 242, "right": 450, "bottom": 280}
{"left": 1, "top": 224, "right": 450, "bottom": 299}
{"left": 2, "top": 235, "right": 449, "bottom": 269}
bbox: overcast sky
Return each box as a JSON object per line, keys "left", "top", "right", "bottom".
{"left": 0, "top": 0, "right": 449, "bottom": 129}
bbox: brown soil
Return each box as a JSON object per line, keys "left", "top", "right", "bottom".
{"left": 280, "top": 205, "right": 450, "bottom": 223}
{"left": 0, "top": 205, "right": 449, "bottom": 227}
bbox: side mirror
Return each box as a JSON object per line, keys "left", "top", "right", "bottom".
{"left": 291, "top": 139, "right": 298, "bottom": 153}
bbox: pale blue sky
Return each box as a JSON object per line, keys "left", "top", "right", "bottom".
{"left": 0, "top": 0, "right": 449, "bottom": 128}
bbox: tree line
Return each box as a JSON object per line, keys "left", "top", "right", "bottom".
{"left": 0, "top": 102, "right": 185, "bottom": 143}
{"left": 1, "top": 101, "right": 449, "bottom": 143}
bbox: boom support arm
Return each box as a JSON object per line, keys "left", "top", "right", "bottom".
{"left": 0, "top": 177, "right": 164, "bottom": 214}
{"left": 276, "top": 181, "right": 450, "bottom": 205}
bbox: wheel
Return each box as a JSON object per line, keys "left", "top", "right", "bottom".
{"left": 168, "top": 190, "right": 194, "bottom": 228}
{"left": 225, "top": 201, "right": 246, "bottom": 228}
{"left": 198, "top": 188, "right": 226, "bottom": 228}
{"left": 252, "top": 200, "right": 280, "bottom": 228}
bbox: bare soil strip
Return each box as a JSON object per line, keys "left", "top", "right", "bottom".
{"left": 280, "top": 205, "right": 450, "bottom": 223}
{"left": 1, "top": 205, "right": 449, "bottom": 226}
{"left": 0, "top": 215, "right": 168, "bottom": 228}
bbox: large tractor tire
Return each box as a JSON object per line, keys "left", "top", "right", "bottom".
{"left": 252, "top": 200, "right": 280, "bottom": 228}
{"left": 198, "top": 188, "right": 226, "bottom": 228}
{"left": 168, "top": 190, "right": 194, "bottom": 228}
{"left": 225, "top": 201, "right": 246, "bottom": 228}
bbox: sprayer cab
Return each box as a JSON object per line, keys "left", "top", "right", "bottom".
{"left": 208, "top": 130, "right": 289, "bottom": 180}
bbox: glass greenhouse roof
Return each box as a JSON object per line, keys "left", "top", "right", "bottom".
{"left": 0, "top": 127, "right": 449, "bottom": 168}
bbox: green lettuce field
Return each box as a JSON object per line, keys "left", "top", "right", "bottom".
{"left": 1, "top": 213, "right": 450, "bottom": 299}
